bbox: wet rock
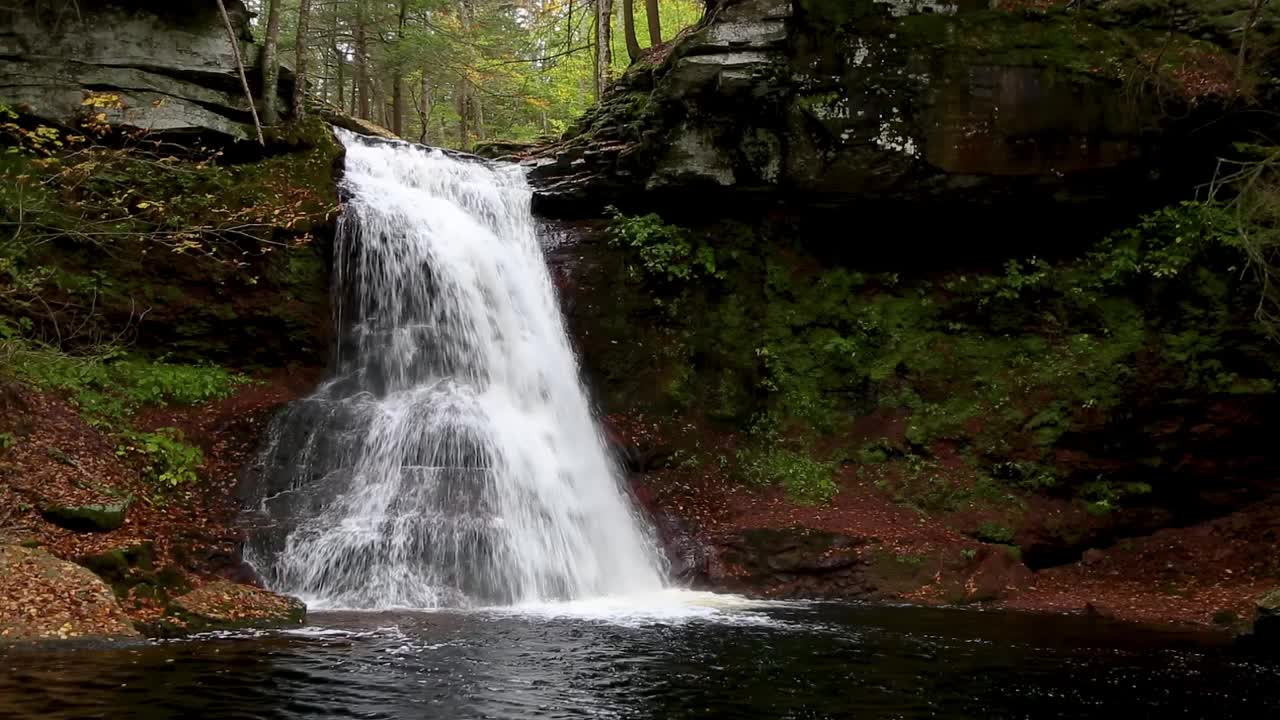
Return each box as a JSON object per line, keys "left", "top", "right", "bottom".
{"left": 142, "top": 581, "right": 305, "bottom": 637}
{"left": 39, "top": 499, "right": 130, "bottom": 533}
{"left": 649, "top": 510, "right": 711, "bottom": 584}
{"left": 0, "top": 545, "right": 140, "bottom": 643}
{"left": 1253, "top": 588, "right": 1280, "bottom": 643}
{"left": 711, "top": 528, "right": 876, "bottom": 598}
{"left": 76, "top": 542, "right": 191, "bottom": 600}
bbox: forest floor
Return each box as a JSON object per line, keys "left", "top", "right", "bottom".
{"left": 2, "top": 377, "right": 1274, "bottom": 639}
{"left": 0, "top": 370, "right": 320, "bottom": 638}
{"left": 616, "top": 413, "right": 1279, "bottom": 632}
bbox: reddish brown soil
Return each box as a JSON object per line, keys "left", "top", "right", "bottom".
{"left": 614, "top": 413, "right": 1280, "bottom": 631}
{"left": 0, "top": 369, "right": 320, "bottom": 627}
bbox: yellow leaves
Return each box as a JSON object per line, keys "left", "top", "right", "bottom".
{"left": 80, "top": 92, "right": 123, "bottom": 109}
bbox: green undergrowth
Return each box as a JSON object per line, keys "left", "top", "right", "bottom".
{"left": 0, "top": 103, "right": 335, "bottom": 365}
{"left": 1, "top": 343, "right": 245, "bottom": 492}
{"left": 5, "top": 345, "right": 249, "bottom": 423}
{"left": 115, "top": 427, "right": 204, "bottom": 489}
{"left": 736, "top": 445, "right": 837, "bottom": 505}
{"left": 600, "top": 198, "right": 1279, "bottom": 511}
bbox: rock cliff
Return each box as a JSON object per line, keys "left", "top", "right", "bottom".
{"left": 0, "top": 0, "right": 291, "bottom": 140}
{"left": 527, "top": 0, "right": 1272, "bottom": 217}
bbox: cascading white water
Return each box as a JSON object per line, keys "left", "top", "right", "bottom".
{"left": 242, "top": 129, "right": 667, "bottom": 609}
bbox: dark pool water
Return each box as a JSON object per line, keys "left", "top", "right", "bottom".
{"left": 2, "top": 597, "right": 1277, "bottom": 719}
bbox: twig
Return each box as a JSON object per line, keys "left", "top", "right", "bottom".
{"left": 216, "top": 0, "right": 266, "bottom": 146}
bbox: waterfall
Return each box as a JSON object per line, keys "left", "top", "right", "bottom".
{"left": 242, "top": 129, "right": 667, "bottom": 609}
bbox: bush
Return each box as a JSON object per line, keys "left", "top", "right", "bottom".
{"left": 737, "top": 446, "right": 838, "bottom": 505}
{"left": 606, "top": 207, "right": 724, "bottom": 283}
{"left": 8, "top": 347, "right": 248, "bottom": 422}
{"left": 116, "top": 428, "right": 203, "bottom": 488}
{"left": 974, "top": 521, "right": 1016, "bottom": 544}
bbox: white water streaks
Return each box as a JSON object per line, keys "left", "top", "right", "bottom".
{"left": 244, "top": 130, "right": 667, "bottom": 609}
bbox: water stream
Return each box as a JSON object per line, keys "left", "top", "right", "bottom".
{"left": 241, "top": 130, "right": 665, "bottom": 609}
{"left": 4, "top": 603, "right": 1277, "bottom": 719}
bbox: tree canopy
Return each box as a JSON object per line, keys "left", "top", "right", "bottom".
{"left": 246, "top": 0, "right": 704, "bottom": 149}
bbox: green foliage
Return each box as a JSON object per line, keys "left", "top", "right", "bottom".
{"left": 606, "top": 208, "right": 726, "bottom": 283}
{"left": 596, "top": 194, "right": 1278, "bottom": 519}
{"left": 736, "top": 446, "right": 838, "bottom": 505}
{"left": 974, "top": 521, "right": 1016, "bottom": 545}
{"left": 115, "top": 428, "right": 203, "bottom": 489}
{"left": 1079, "top": 477, "right": 1153, "bottom": 515}
{"left": 7, "top": 347, "right": 248, "bottom": 423}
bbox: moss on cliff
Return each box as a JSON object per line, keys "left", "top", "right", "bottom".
{"left": 0, "top": 114, "right": 338, "bottom": 366}
{"left": 582, "top": 200, "right": 1279, "bottom": 528}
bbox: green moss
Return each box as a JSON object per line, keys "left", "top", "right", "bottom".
{"left": 737, "top": 446, "right": 838, "bottom": 505}
{"left": 594, "top": 198, "right": 1275, "bottom": 513}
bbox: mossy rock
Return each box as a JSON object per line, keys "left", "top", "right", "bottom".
{"left": 0, "top": 545, "right": 140, "bottom": 642}
{"left": 1256, "top": 589, "right": 1280, "bottom": 636}
{"left": 39, "top": 499, "right": 130, "bottom": 532}
{"left": 140, "top": 581, "right": 306, "bottom": 638}
{"left": 75, "top": 542, "right": 192, "bottom": 600}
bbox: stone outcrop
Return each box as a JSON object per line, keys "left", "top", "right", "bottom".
{"left": 1254, "top": 588, "right": 1280, "bottom": 645}
{"left": 0, "top": 0, "right": 292, "bottom": 140}
{"left": 39, "top": 500, "right": 130, "bottom": 533}
{"left": 525, "top": 0, "right": 1266, "bottom": 216}
{"left": 141, "top": 580, "right": 306, "bottom": 637}
{"left": 0, "top": 544, "right": 140, "bottom": 642}
{"left": 705, "top": 528, "right": 878, "bottom": 598}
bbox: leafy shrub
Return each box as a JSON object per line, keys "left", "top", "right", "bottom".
{"left": 1080, "top": 477, "right": 1153, "bottom": 515}
{"left": 737, "top": 446, "right": 837, "bottom": 505}
{"left": 974, "top": 521, "right": 1016, "bottom": 544}
{"left": 116, "top": 428, "right": 203, "bottom": 488}
{"left": 606, "top": 207, "right": 724, "bottom": 283}
{"left": 9, "top": 347, "right": 248, "bottom": 421}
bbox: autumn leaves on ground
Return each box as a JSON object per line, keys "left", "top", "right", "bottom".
{"left": 0, "top": 373, "right": 316, "bottom": 642}
{"left": 612, "top": 413, "right": 1280, "bottom": 632}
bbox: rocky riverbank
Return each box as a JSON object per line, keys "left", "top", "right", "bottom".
{"left": 0, "top": 375, "right": 317, "bottom": 642}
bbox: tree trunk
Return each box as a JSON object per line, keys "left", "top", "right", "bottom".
{"left": 457, "top": 81, "right": 469, "bottom": 149}
{"left": 1237, "top": 0, "right": 1269, "bottom": 94}
{"left": 354, "top": 0, "right": 370, "bottom": 119}
{"left": 594, "top": 0, "right": 613, "bottom": 98}
{"left": 622, "top": 0, "right": 641, "bottom": 61}
{"left": 260, "top": 0, "right": 282, "bottom": 124}
{"left": 418, "top": 71, "right": 432, "bottom": 144}
{"left": 214, "top": 0, "right": 264, "bottom": 145}
{"left": 644, "top": 0, "right": 661, "bottom": 47}
{"left": 333, "top": 7, "right": 345, "bottom": 111}
{"left": 391, "top": 0, "right": 408, "bottom": 136}
{"left": 292, "top": 0, "right": 313, "bottom": 117}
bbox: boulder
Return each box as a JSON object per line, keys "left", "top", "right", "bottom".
{"left": 39, "top": 499, "right": 130, "bottom": 532}
{"left": 143, "top": 580, "right": 305, "bottom": 637}
{"left": 528, "top": 0, "right": 1267, "bottom": 219}
{"left": 0, "top": 0, "right": 292, "bottom": 140}
{"left": 711, "top": 527, "right": 876, "bottom": 598}
{"left": 0, "top": 545, "right": 140, "bottom": 642}
{"left": 1254, "top": 588, "right": 1280, "bottom": 643}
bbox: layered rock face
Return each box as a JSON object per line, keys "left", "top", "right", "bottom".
{"left": 528, "top": 0, "right": 1256, "bottom": 215}
{"left": 0, "top": 0, "right": 289, "bottom": 140}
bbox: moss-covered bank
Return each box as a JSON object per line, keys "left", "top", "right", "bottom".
{"left": 566, "top": 198, "right": 1280, "bottom": 568}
